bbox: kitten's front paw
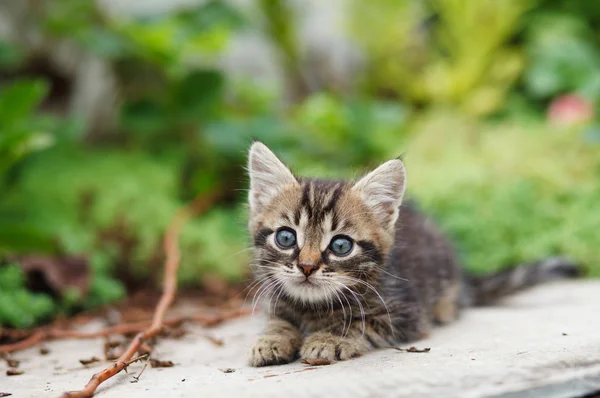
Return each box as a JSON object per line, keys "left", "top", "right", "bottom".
{"left": 249, "top": 336, "right": 298, "bottom": 367}
{"left": 300, "top": 332, "right": 369, "bottom": 361}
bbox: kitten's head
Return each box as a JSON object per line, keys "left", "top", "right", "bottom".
{"left": 247, "top": 142, "right": 406, "bottom": 304}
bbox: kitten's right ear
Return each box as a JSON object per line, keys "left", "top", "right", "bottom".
{"left": 352, "top": 159, "right": 406, "bottom": 231}
{"left": 248, "top": 142, "right": 297, "bottom": 215}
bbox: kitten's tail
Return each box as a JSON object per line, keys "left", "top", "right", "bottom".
{"left": 466, "top": 257, "right": 582, "bottom": 306}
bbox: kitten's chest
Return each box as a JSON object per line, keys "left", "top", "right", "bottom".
{"left": 278, "top": 297, "right": 384, "bottom": 334}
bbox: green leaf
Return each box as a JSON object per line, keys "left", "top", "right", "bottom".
{"left": 175, "top": 70, "right": 224, "bottom": 121}
{"left": 0, "top": 264, "right": 25, "bottom": 292}
{"left": 120, "top": 99, "right": 170, "bottom": 135}
{"left": 0, "top": 79, "right": 49, "bottom": 127}
{"left": 177, "top": 0, "right": 245, "bottom": 33}
{"left": 80, "top": 28, "right": 132, "bottom": 59}
{"left": 0, "top": 41, "right": 25, "bottom": 68}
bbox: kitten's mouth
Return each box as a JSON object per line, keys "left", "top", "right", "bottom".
{"left": 297, "top": 278, "right": 317, "bottom": 287}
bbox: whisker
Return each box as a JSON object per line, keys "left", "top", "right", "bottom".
{"left": 324, "top": 281, "right": 350, "bottom": 338}
{"left": 334, "top": 275, "right": 395, "bottom": 338}
{"left": 332, "top": 280, "right": 366, "bottom": 337}
{"left": 251, "top": 277, "right": 279, "bottom": 315}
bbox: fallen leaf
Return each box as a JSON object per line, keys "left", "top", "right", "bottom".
{"left": 16, "top": 254, "right": 90, "bottom": 298}
{"left": 79, "top": 356, "right": 101, "bottom": 365}
{"left": 407, "top": 347, "right": 430, "bottom": 353}
{"left": 150, "top": 359, "right": 174, "bottom": 368}
{"left": 103, "top": 340, "right": 122, "bottom": 360}
{"left": 104, "top": 340, "right": 121, "bottom": 349}
{"left": 105, "top": 351, "right": 120, "bottom": 361}
{"left": 6, "top": 369, "right": 23, "bottom": 376}
{"left": 301, "top": 358, "right": 332, "bottom": 366}
{"left": 219, "top": 368, "right": 235, "bottom": 373}
{"left": 392, "top": 346, "right": 431, "bottom": 353}
{"left": 0, "top": 393, "right": 13, "bottom": 397}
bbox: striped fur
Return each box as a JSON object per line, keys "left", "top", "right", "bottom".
{"left": 246, "top": 143, "right": 580, "bottom": 367}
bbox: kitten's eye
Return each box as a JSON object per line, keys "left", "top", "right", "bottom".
{"left": 275, "top": 228, "right": 297, "bottom": 249}
{"left": 329, "top": 236, "right": 353, "bottom": 256}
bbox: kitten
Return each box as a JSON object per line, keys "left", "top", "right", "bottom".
{"left": 246, "top": 142, "right": 580, "bottom": 366}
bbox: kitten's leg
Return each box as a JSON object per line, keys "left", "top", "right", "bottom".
{"left": 300, "top": 318, "right": 389, "bottom": 361}
{"left": 433, "top": 282, "right": 461, "bottom": 324}
{"left": 249, "top": 318, "right": 303, "bottom": 367}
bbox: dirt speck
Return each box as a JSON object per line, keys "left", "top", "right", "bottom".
{"left": 204, "top": 335, "right": 224, "bottom": 346}
{"left": 150, "top": 359, "right": 174, "bottom": 368}
{"left": 219, "top": 368, "right": 235, "bottom": 373}
{"left": 393, "top": 346, "right": 431, "bottom": 353}
{"left": 79, "top": 356, "right": 101, "bottom": 365}
{"left": 301, "top": 358, "right": 333, "bottom": 366}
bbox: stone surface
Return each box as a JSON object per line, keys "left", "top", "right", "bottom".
{"left": 2, "top": 280, "right": 600, "bottom": 398}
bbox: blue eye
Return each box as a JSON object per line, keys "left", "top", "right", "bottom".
{"left": 275, "top": 228, "right": 296, "bottom": 248}
{"left": 329, "top": 236, "right": 353, "bottom": 256}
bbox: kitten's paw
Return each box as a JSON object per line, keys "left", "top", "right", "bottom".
{"left": 300, "top": 332, "right": 368, "bottom": 361}
{"left": 249, "top": 336, "right": 298, "bottom": 367}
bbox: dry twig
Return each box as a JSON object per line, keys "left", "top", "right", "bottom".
{"left": 131, "top": 355, "right": 151, "bottom": 383}
{"left": 0, "top": 308, "right": 251, "bottom": 355}
{"left": 57, "top": 193, "right": 218, "bottom": 398}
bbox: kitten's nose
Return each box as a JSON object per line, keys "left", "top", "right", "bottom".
{"left": 297, "top": 263, "right": 318, "bottom": 277}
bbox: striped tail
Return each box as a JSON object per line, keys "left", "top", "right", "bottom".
{"left": 466, "top": 257, "right": 582, "bottom": 306}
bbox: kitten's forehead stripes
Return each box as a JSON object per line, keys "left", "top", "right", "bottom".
{"left": 297, "top": 179, "right": 346, "bottom": 230}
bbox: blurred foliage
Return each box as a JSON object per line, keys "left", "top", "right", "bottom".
{"left": 0, "top": 264, "right": 55, "bottom": 328}
{"left": 0, "top": 79, "right": 55, "bottom": 174}
{"left": 523, "top": 12, "right": 600, "bottom": 103}
{"left": 350, "top": 0, "right": 531, "bottom": 116}
{"left": 406, "top": 113, "right": 600, "bottom": 276}
{"left": 0, "top": 0, "right": 599, "bottom": 327}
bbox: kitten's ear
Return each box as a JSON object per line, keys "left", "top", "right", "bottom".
{"left": 248, "top": 142, "right": 297, "bottom": 215}
{"left": 352, "top": 159, "right": 406, "bottom": 230}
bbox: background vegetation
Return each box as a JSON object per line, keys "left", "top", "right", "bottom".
{"left": 1, "top": 0, "right": 598, "bottom": 328}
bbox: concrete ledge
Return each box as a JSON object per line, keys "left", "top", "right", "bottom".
{"left": 3, "top": 281, "right": 600, "bottom": 398}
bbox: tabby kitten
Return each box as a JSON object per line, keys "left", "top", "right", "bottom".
{"left": 247, "top": 142, "right": 579, "bottom": 366}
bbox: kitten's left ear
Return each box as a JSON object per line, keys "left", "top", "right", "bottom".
{"left": 352, "top": 159, "right": 406, "bottom": 230}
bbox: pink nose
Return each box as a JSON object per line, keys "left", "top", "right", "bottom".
{"left": 298, "top": 263, "right": 318, "bottom": 277}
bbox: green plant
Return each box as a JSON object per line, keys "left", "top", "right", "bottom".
{"left": 406, "top": 111, "right": 600, "bottom": 276}
{"left": 0, "top": 79, "right": 54, "bottom": 174}
{"left": 523, "top": 13, "right": 600, "bottom": 103}
{"left": 0, "top": 264, "right": 56, "bottom": 328}
{"left": 349, "top": 0, "right": 532, "bottom": 116}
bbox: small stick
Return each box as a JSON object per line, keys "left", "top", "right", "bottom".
{"left": 131, "top": 356, "right": 151, "bottom": 383}
{"left": 0, "top": 308, "right": 252, "bottom": 354}
{"left": 0, "top": 331, "right": 44, "bottom": 354}
{"left": 58, "top": 193, "right": 219, "bottom": 398}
